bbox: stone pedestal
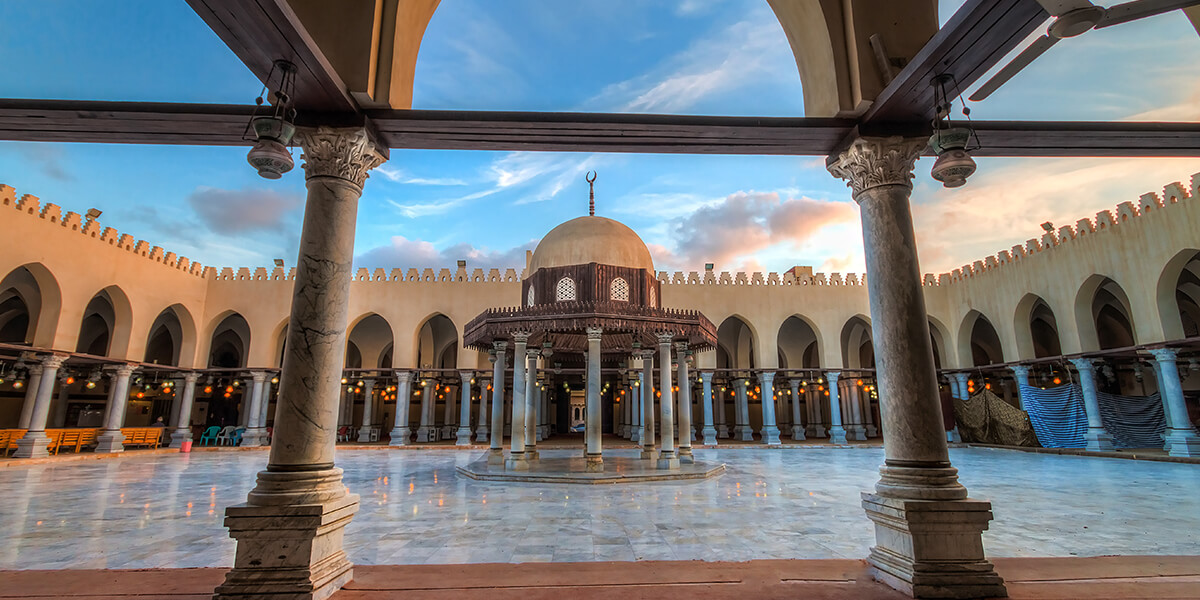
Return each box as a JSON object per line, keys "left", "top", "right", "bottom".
{"left": 862, "top": 494, "right": 1006, "bottom": 599}
{"left": 487, "top": 447, "right": 505, "bottom": 465}
{"left": 416, "top": 427, "right": 438, "bottom": 443}
{"left": 216, "top": 491, "right": 359, "bottom": 600}
{"left": 585, "top": 454, "right": 603, "bottom": 472}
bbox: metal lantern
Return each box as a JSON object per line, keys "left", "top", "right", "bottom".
{"left": 929, "top": 127, "right": 977, "bottom": 188}
{"left": 244, "top": 60, "right": 298, "bottom": 179}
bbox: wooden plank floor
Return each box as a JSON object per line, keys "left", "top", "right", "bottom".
{"left": 1, "top": 556, "right": 1197, "bottom": 600}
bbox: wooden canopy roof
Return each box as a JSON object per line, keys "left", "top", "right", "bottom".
{"left": 463, "top": 301, "right": 718, "bottom": 355}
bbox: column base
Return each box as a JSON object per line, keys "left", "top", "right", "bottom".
{"left": 631, "top": 428, "right": 641, "bottom": 443}
{"left": 486, "top": 447, "right": 505, "bottom": 465}
{"left": 810, "top": 424, "right": 826, "bottom": 438}
{"left": 355, "top": 428, "right": 374, "bottom": 444}
{"left": 861, "top": 493, "right": 1006, "bottom": 600}
{"left": 828, "top": 426, "right": 848, "bottom": 444}
{"left": 505, "top": 452, "right": 529, "bottom": 471}
{"left": 734, "top": 426, "right": 754, "bottom": 441}
{"left": 761, "top": 426, "right": 782, "bottom": 445}
{"left": 717, "top": 424, "right": 730, "bottom": 439}
{"left": 169, "top": 427, "right": 193, "bottom": 448}
{"left": 474, "top": 426, "right": 489, "bottom": 444}
{"left": 388, "top": 428, "right": 411, "bottom": 446}
{"left": 849, "top": 425, "right": 868, "bottom": 441}
{"left": 415, "top": 427, "right": 438, "bottom": 443}
{"left": 678, "top": 447, "right": 695, "bottom": 464}
{"left": 215, "top": 493, "right": 359, "bottom": 600}
{"left": 93, "top": 429, "right": 126, "bottom": 453}
{"left": 702, "top": 427, "right": 718, "bottom": 445}
{"left": 1085, "top": 428, "right": 1115, "bottom": 452}
{"left": 12, "top": 431, "right": 50, "bottom": 459}
{"left": 791, "top": 425, "right": 806, "bottom": 441}
{"left": 242, "top": 428, "right": 268, "bottom": 448}
{"left": 656, "top": 451, "right": 680, "bottom": 470}
{"left": 866, "top": 424, "right": 878, "bottom": 438}
{"left": 1165, "top": 428, "right": 1200, "bottom": 457}
{"left": 585, "top": 454, "right": 603, "bottom": 472}
{"left": 639, "top": 444, "right": 658, "bottom": 460}
{"left": 439, "top": 425, "right": 456, "bottom": 439}
{"left": 455, "top": 427, "right": 473, "bottom": 445}
{"left": 526, "top": 448, "right": 540, "bottom": 460}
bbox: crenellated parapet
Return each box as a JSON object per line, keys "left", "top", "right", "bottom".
{"left": 0, "top": 184, "right": 213, "bottom": 279}
{"left": 654, "top": 268, "right": 870, "bottom": 287}
{"left": 934, "top": 172, "right": 1200, "bottom": 282}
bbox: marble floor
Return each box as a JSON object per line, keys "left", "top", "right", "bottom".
{"left": 1, "top": 446, "right": 1197, "bottom": 570}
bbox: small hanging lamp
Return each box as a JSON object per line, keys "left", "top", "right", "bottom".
{"left": 244, "top": 60, "right": 298, "bottom": 179}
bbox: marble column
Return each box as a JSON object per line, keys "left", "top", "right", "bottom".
{"left": 584, "top": 327, "right": 603, "bottom": 471}
{"left": 848, "top": 382, "right": 866, "bottom": 441}
{"left": 242, "top": 372, "right": 269, "bottom": 447}
{"left": 389, "top": 371, "right": 414, "bottom": 446}
{"left": 1008, "top": 365, "right": 1031, "bottom": 410}
{"left": 759, "top": 372, "right": 782, "bottom": 445}
{"left": 676, "top": 343, "right": 694, "bottom": 462}
{"left": 355, "top": 379, "right": 377, "bottom": 443}
{"left": 506, "top": 332, "right": 530, "bottom": 471}
{"left": 170, "top": 372, "right": 200, "bottom": 448}
{"left": 789, "top": 379, "right": 806, "bottom": 440}
{"left": 947, "top": 372, "right": 968, "bottom": 443}
{"left": 656, "top": 333, "right": 679, "bottom": 469}
{"left": 538, "top": 376, "right": 550, "bottom": 439}
{"left": 700, "top": 371, "right": 717, "bottom": 445}
{"left": 639, "top": 351, "right": 657, "bottom": 460}
{"left": 829, "top": 136, "right": 1004, "bottom": 598}
{"left": 824, "top": 378, "right": 848, "bottom": 443}
{"left": 524, "top": 351, "right": 540, "bottom": 458}
{"left": 488, "top": 343, "right": 507, "bottom": 461}
{"left": 456, "top": 371, "right": 474, "bottom": 445}
{"left": 621, "top": 380, "right": 632, "bottom": 439}
{"left": 215, "top": 126, "right": 384, "bottom": 600}
{"left": 16, "top": 364, "right": 43, "bottom": 429}
{"left": 630, "top": 374, "right": 642, "bottom": 443}
{"left": 51, "top": 376, "right": 70, "bottom": 428}
{"left": 733, "top": 379, "right": 753, "bottom": 441}
{"left": 259, "top": 379, "right": 274, "bottom": 431}
{"left": 1149, "top": 348, "right": 1200, "bottom": 456}
{"left": 13, "top": 354, "right": 68, "bottom": 458}
{"left": 416, "top": 379, "right": 437, "bottom": 442}
{"left": 809, "top": 383, "right": 826, "bottom": 438}
{"left": 1069, "top": 358, "right": 1115, "bottom": 452}
{"left": 716, "top": 382, "right": 729, "bottom": 438}
{"left": 439, "top": 381, "right": 455, "bottom": 438}
{"left": 476, "top": 375, "right": 491, "bottom": 444}
{"left": 93, "top": 364, "right": 136, "bottom": 454}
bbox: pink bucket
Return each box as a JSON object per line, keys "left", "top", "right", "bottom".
{"left": 180, "top": 440, "right": 193, "bottom": 453}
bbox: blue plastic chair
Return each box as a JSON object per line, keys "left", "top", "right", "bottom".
{"left": 231, "top": 427, "right": 246, "bottom": 446}
{"left": 198, "top": 426, "right": 221, "bottom": 446}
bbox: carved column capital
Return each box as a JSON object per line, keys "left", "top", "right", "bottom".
{"left": 827, "top": 136, "right": 926, "bottom": 201}
{"left": 492, "top": 341, "right": 508, "bottom": 353}
{"left": 586, "top": 327, "right": 604, "bottom": 341}
{"left": 825, "top": 371, "right": 841, "bottom": 385}
{"left": 511, "top": 331, "right": 531, "bottom": 344}
{"left": 394, "top": 370, "right": 414, "bottom": 384}
{"left": 1149, "top": 347, "right": 1178, "bottom": 362}
{"left": 295, "top": 126, "right": 387, "bottom": 189}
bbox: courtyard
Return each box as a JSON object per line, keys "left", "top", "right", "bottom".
{"left": 3, "top": 446, "right": 1197, "bottom": 571}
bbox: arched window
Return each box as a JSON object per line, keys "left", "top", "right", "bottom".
{"left": 527, "top": 286, "right": 535, "bottom": 306}
{"left": 556, "top": 277, "right": 576, "bottom": 301}
{"left": 610, "top": 277, "right": 629, "bottom": 302}
{"left": 648, "top": 285, "right": 657, "bottom": 308}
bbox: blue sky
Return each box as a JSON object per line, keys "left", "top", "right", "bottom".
{"left": 0, "top": 0, "right": 1198, "bottom": 276}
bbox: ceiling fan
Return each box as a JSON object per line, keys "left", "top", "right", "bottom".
{"left": 969, "top": 0, "right": 1200, "bottom": 101}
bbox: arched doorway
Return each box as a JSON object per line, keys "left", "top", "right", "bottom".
{"left": 412, "top": 314, "right": 459, "bottom": 441}
{"left": 76, "top": 291, "right": 116, "bottom": 356}
{"left": 0, "top": 265, "right": 56, "bottom": 345}
{"left": 206, "top": 313, "right": 251, "bottom": 427}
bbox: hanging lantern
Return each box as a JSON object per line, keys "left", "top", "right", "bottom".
{"left": 244, "top": 60, "right": 298, "bottom": 179}
{"left": 928, "top": 75, "right": 979, "bottom": 188}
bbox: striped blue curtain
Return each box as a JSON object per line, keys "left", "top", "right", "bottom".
{"left": 1020, "top": 384, "right": 1087, "bottom": 448}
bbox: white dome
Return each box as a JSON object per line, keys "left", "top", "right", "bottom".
{"left": 529, "top": 216, "right": 654, "bottom": 273}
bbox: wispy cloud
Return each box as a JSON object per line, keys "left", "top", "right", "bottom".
{"left": 386, "top": 188, "right": 500, "bottom": 218}
{"left": 376, "top": 165, "right": 467, "bottom": 186}
{"left": 186, "top": 186, "right": 302, "bottom": 233}
{"left": 587, "top": 9, "right": 794, "bottom": 114}
{"left": 355, "top": 236, "right": 535, "bottom": 271}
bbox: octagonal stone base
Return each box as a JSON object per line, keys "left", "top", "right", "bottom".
{"left": 457, "top": 453, "right": 724, "bottom": 484}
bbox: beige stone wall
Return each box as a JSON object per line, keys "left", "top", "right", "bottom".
{"left": 2, "top": 172, "right": 1198, "bottom": 373}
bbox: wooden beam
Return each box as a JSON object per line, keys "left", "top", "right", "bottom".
{"left": 1, "top": 100, "right": 1197, "bottom": 158}
{"left": 0, "top": 99, "right": 253, "bottom": 145}
{"left": 863, "top": 0, "right": 1048, "bottom": 124}
{"left": 186, "top": 0, "right": 357, "bottom": 112}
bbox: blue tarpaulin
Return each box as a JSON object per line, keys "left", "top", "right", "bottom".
{"left": 1020, "top": 384, "right": 1166, "bottom": 449}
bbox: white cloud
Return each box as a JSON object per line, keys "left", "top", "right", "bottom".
{"left": 186, "top": 186, "right": 302, "bottom": 233}
{"left": 355, "top": 236, "right": 535, "bottom": 271}
{"left": 376, "top": 165, "right": 467, "bottom": 186}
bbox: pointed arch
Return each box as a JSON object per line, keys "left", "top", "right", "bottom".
{"left": 957, "top": 311, "right": 1004, "bottom": 367}
{"left": 1014, "top": 293, "right": 1063, "bottom": 360}
{"left": 76, "top": 285, "right": 133, "bottom": 358}
{"left": 927, "top": 316, "right": 951, "bottom": 370}
{"left": 0, "top": 263, "right": 62, "bottom": 347}
{"left": 206, "top": 311, "right": 251, "bottom": 368}
{"left": 777, "top": 314, "right": 823, "bottom": 369}
{"left": 347, "top": 313, "right": 395, "bottom": 370}
{"left": 1075, "top": 275, "right": 1137, "bottom": 351}
{"left": 1156, "top": 248, "right": 1200, "bottom": 341}
{"left": 840, "top": 314, "right": 874, "bottom": 369}
{"left": 716, "top": 314, "right": 759, "bottom": 369}
{"left": 412, "top": 312, "right": 459, "bottom": 369}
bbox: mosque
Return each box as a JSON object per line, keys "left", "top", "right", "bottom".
{"left": 3, "top": 1, "right": 1200, "bottom": 599}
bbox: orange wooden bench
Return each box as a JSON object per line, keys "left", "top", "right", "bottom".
{"left": 1, "top": 429, "right": 28, "bottom": 457}
{"left": 45, "top": 428, "right": 99, "bottom": 455}
{"left": 120, "top": 427, "right": 164, "bottom": 449}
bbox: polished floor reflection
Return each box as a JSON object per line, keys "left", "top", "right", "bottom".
{"left": 1, "top": 447, "right": 1197, "bottom": 569}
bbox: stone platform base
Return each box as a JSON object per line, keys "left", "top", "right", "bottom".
{"left": 457, "top": 453, "right": 724, "bottom": 484}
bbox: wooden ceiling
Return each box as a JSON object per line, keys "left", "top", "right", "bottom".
{"left": 1, "top": 0, "right": 1197, "bottom": 159}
